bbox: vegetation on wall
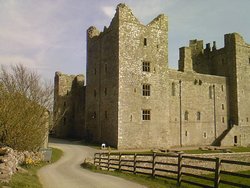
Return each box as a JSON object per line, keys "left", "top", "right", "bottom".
{"left": 0, "top": 64, "right": 53, "bottom": 151}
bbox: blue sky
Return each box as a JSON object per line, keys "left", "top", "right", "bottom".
{"left": 0, "top": 0, "right": 249, "bottom": 81}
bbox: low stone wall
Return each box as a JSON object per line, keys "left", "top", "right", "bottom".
{"left": 0, "top": 147, "right": 44, "bottom": 182}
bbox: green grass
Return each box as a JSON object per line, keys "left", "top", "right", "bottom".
{"left": 81, "top": 163, "right": 180, "bottom": 188}
{"left": 0, "top": 147, "right": 63, "bottom": 188}
{"left": 183, "top": 146, "right": 250, "bottom": 154}
{"left": 179, "top": 170, "right": 250, "bottom": 188}
{"left": 230, "top": 146, "right": 250, "bottom": 152}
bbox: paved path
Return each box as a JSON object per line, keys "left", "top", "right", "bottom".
{"left": 38, "top": 139, "right": 146, "bottom": 188}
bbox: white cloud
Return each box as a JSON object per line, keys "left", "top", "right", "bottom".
{"left": 101, "top": 6, "right": 116, "bottom": 18}
{"left": 0, "top": 55, "right": 36, "bottom": 68}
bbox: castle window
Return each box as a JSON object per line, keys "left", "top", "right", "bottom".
{"left": 234, "top": 136, "right": 238, "bottom": 144}
{"left": 249, "top": 58, "right": 250, "bottom": 64}
{"left": 142, "top": 109, "right": 151, "bottom": 120}
{"left": 94, "top": 89, "right": 96, "bottom": 97}
{"left": 222, "top": 104, "right": 224, "bottom": 110}
{"left": 185, "top": 131, "right": 188, "bottom": 136}
{"left": 184, "top": 111, "right": 189, "bottom": 121}
{"left": 209, "top": 86, "right": 213, "bottom": 99}
{"left": 144, "top": 38, "right": 147, "bottom": 46}
{"left": 130, "top": 115, "right": 133, "bottom": 122}
{"left": 221, "top": 85, "right": 224, "bottom": 92}
{"left": 197, "top": 111, "right": 201, "bottom": 120}
{"left": 199, "top": 80, "right": 202, "bottom": 85}
{"left": 247, "top": 117, "right": 249, "bottom": 122}
{"left": 203, "top": 132, "right": 207, "bottom": 138}
{"left": 105, "top": 111, "right": 108, "bottom": 119}
{"left": 66, "top": 90, "right": 69, "bottom": 95}
{"left": 222, "top": 117, "right": 225, "bottom": 123}
{"left": 105, "top": 64, "right": 107, "bottom": 73}
{"left": 104, "top": 88, "right": 107, "bottom": 96}
{"left": 142, "top": 84, "right": 150, "bottom": 96}
{"left": 194, "top": 79, "right": 198, "bottom": 85}
{"left": 142, "top": 61, "right": 150, "bottom": 72}
{"left": 172, "top": 82, "right": 176, "bottom": 96}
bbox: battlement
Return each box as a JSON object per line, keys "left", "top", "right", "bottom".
{"left": 87, "top": 3, "right": 168, "bottom": 40}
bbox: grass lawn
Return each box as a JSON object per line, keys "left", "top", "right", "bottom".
{"left": 0, "top": 147, "right": 63, "bottom": 188}
{"left": 83, "top": 162, "right": 250, "bottom": 188}
{"left": 183, "top": 146, "right": 250, "bottom": 154}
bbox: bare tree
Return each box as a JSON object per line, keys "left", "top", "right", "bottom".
{"left": 0, "top": 64, "right": 53, "bottom": 151}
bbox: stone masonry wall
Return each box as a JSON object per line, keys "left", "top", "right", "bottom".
{"left": 117, "top": 4, "right": 170, "bottom": 149}
{"left": 53, "top": 72, "right": 85, "bottom": 139}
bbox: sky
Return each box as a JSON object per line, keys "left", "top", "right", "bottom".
{"left": 0, "top": 0, "right": 249, "bottom": 81}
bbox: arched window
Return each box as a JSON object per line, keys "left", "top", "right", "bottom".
{"left": 197, "top": 111, "right": 201, "bottom": 120}
{"left": 172, "top": 82, "right": 176, "bottom": 96}
{"left": 184, "top": 111, "right": 189, "bottom": 121}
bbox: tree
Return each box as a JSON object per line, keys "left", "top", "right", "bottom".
{"left": 0, "top": 64, "right": 53, "bottom": 151}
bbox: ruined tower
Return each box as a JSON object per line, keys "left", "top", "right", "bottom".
{"left": 53, "top": 72, "right": 85, "bottom": 138}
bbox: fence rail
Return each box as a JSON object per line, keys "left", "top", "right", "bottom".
{"left": 94, "top": 152, "right": 250, "bottom": 188}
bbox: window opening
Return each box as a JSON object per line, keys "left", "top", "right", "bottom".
{"left": 197, "top": 111, "right": 201, "bottom": 120}
{"left": 142, "top": 110, "right": 151, "bottom": 120}
{"left": 185, "top": 131, "right": 188, "bottom": 136}
{"left": 142, "top": 84, "right": 150, "bottom": 96}
{"left": 184, "top": 111, "right": 189, "bottom": 121}
{"left": 172, "top": 82, "right": 176, "bottom": 96}
{"left": 142, "top": 61, "right": 150, "bottom": 72}
{"left": 234, "top": 136, "right": 238, "bottom": 144}
{"left": 144, "top": 38, "right": 147, "bottom": 46}
{"left": 203, "top": 132, "right": 207, "bottom": 138}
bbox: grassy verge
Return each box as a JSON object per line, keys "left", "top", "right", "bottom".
{"left": 82, "top": 162, "right": 180, "bottom": 188}
{"left": 1, "top": 147, "right": 63, "bottom": 188}
{"left": 183, "top": 146, "right": 250, "bottom": 154}
{"left": 82, "top": 162, "right": 250, "bottom": 188}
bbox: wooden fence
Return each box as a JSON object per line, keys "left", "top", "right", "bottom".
{"left": 94, "top": 152, "right": 250, "bottom": 188}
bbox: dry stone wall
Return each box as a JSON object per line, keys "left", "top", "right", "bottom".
{"left": 0, "top": 147, "right": 44, "bottom": 183}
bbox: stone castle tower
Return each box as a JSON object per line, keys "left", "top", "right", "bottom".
{"left": 53, "top": 72, "right": 85, "bottom": 138}
{"left": 54, "top": 3, "right": 250, "bottom": 149}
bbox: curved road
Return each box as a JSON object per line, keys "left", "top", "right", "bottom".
{"left": 38, "top": 139, "right": 146, "bottom": 188}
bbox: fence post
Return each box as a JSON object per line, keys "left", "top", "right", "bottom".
{"left": 99, "top": 153, "right": 101, "bottom": 167}
{"left": 119, "top": 152, "right": 122, "bottom": 171}
{"left": 152, "top": 152, "right": 156, "bottom": 178}
{"left": 133, "top": 153, "right": 137, "bottom": 174}
{"left": 177, "top": 153, "right": 183, "bottom": 186}
{"left": 107, "top": 152, "right": 110, "bottom": 171}
{"left": 214, "top": 157, "right": 221, "bottom": 188}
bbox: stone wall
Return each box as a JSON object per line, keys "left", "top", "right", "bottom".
{"left": 0, "top": 147, "right": 44, "bottom": 183}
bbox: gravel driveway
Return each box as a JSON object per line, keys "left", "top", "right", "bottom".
{"left": 38, "top": 139, "right": 146, "bottom": 188}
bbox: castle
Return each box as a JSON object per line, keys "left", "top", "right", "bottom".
{"left": 53, "top": 3, "right": 250, "bottom": 149}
